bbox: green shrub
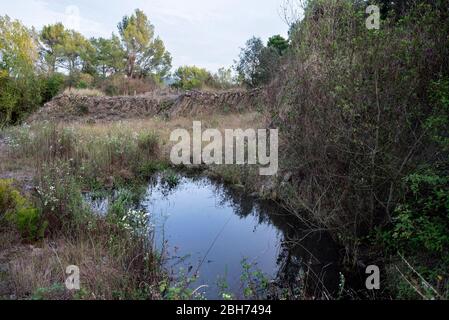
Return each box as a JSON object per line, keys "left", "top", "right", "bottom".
{"left": 0, "top": 71, "right": 19, "bottom": 127}
{"left": 0, "top": 179, "right": 47, "bottom": 240}
{"left": 13, "top": 207, "right": 48, "bottom": 241}
{"left": 40, "top": 73, "right": 65, "bottom": 103}
{"left": 31, "top": 284, "right": 67, "bottom": 300}
{"left": 172, "top": 66, "right": 212, "bottom": 90}
{"left": 379, "top": 76, "right": 449, "bottom": 299}
{"left": 0, "top": 179, "right": 27, "bottom": 217}
{"left": 383, "top": 77, "right": 449, "bottom": 256}
{"left": 108, "top": 188, "right": 136, "bottom": 219}
{"left": 0, "top": 73, "right": 42, "bottom": 125}
{"left": 387, "top": 171, "right": 449, "bottom": 255}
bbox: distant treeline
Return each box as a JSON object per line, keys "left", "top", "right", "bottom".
{"left": 0, "top": 7, "right": 292, "bottom": 125}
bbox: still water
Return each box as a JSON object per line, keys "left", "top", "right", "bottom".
{"left": 88, "top": 174, "right": 341, "bottom": 299}
{"left": 144, "top": 175, "right": 340, "bottom": 299}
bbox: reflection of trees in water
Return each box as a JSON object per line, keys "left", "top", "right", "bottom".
{"left": 273, "top": 234, "right": 340, "bottom": 299}
{"left": 207, "top": 178, "right": 271, "bottom": 224}
{"left": 207, "top": 177, "right": 341, "bottom": 299}
{"left": 147, "top": 173, "right": 183, "bottom": 198}
{"left": 148, "top": 174, "right": 341, "bottom": 299}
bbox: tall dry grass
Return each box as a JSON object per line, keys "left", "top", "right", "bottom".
{"left": 63, "top": 88, "right": 105, "bottom": 97}
{"left": 7, "top": 222, "right": 163, "bottom": 300}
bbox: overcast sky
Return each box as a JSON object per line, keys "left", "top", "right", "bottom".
{"left": 0, "top": 0, "right": 290, "bottom": 72}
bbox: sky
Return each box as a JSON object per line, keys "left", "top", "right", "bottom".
{"left": 0, "top": 0, "right": 291, "bottom": 72}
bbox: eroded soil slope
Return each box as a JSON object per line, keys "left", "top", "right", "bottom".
{"left": 28, "top": 89, "right": 266, "bottom": 123}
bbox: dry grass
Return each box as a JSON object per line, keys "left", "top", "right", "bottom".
{"left": 70, "top": 112, "right": 263, "bottom": 135}
{"left": 63, "top": 88, "right": 105, "bottom": 97}
{"left": 3, "top": 112, "right": 263, "bottom": 184}
{"left": 7, "top": 228, "right": 163, "bottom": 300}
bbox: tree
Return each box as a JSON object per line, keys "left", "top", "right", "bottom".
{"left": 267, "top": 35, "right": 289, "bottom": 56}
{"left": 138, "top": 36, "right": 172, "bottom": 81}
{"left": 91, "top": 35, "right": 126, "bottom": 78}
{"left": 117, "top": 9, "right": 171, "bottom": 79}
{"left": 0, "top": 16, "right": 38, "bottom": 77}
{"left": 60, "top": 30, "right": 92, "bottom": 75}
{"left": 235, "top": 37, "right": 265, "bottom": 88}
{"left": 255, "top": 47, "right": 281, "bottom": 86}
{"left": 0, "top": 15, "right": 40, "bottom": 124}
{"left": 212, "top": 67, "right": 235, "bottom": 89}
{"left": 236, "top": 36, "right": 282, "bottom": 88}
{"left": 172, "top": 66, "right": 211, "bottom": 90}
{"left": 39, "top": 23, "right": 66, "bottom": 74}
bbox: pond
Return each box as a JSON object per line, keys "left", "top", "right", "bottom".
{"left": 88, "top": 174, "right": 341, "bottom": 299}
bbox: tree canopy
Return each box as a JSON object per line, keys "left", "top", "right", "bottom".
{"left": 117, "top": 9, "right": 171, "bottom": 80}
{"left": 172, "top": 65, "right": 211, "bottom": 90}
{"left": 236, "top": 35, "right": 287, "bottom": 88}
{"left": 267, "top": 35, "right": 289, "bottom": 56}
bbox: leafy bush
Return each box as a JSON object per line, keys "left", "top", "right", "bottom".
{"left": 0, "top": 179, "right": 47, "bottom": 240}
{"left": 13, "top": 207, "right": 48, "bottom": 241}
{"left": 40, "top": 73, "right": 65, "bottom": 103}
{"left": 0, "top": 179, "right": 27, "bottom": 221}
{"left": 426, "top": 78, "right": 449, "bottom": 151}
{"left": 385, "top": 77, "right": 449, "bottom": 256}
{"left": 380, "top": 77, "right": 449, "bottom": 298}
{"left": 108, "top": 188, "right": 136, "bottom": 219}
{"left": 0, "top": 71, "right": 19, "bottom": 126}
{"left": 387, "top": 172, "right": 449, "bottom": 254}
{"left": 172, "top": 65, "right": 212, "bottom": 90}
{"left": 0, "top": 72, "right": 42, "bottom": 125}
{"left": 138, "top": 161, "right": 168, "bottom": 178}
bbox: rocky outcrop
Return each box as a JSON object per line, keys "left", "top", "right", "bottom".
{"left": 28, "top": 88, "right": 266, "bottom": 123}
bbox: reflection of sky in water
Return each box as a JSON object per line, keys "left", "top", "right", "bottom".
{"left": 142, "top": 177, "right": 282, "bottom": 299}
{"left": 84, "top": 175, "right": 341, "bottom": 299}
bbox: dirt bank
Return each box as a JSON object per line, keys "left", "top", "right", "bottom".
{"left": 28, "top": 89, "right": 266, "bottom": 123}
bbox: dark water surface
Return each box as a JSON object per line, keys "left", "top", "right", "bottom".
{"left": 143, "top": 175, "right": 340, "bottom": 299}
{"left": 88, "top": 174, "right": 341, "bottom": 299}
